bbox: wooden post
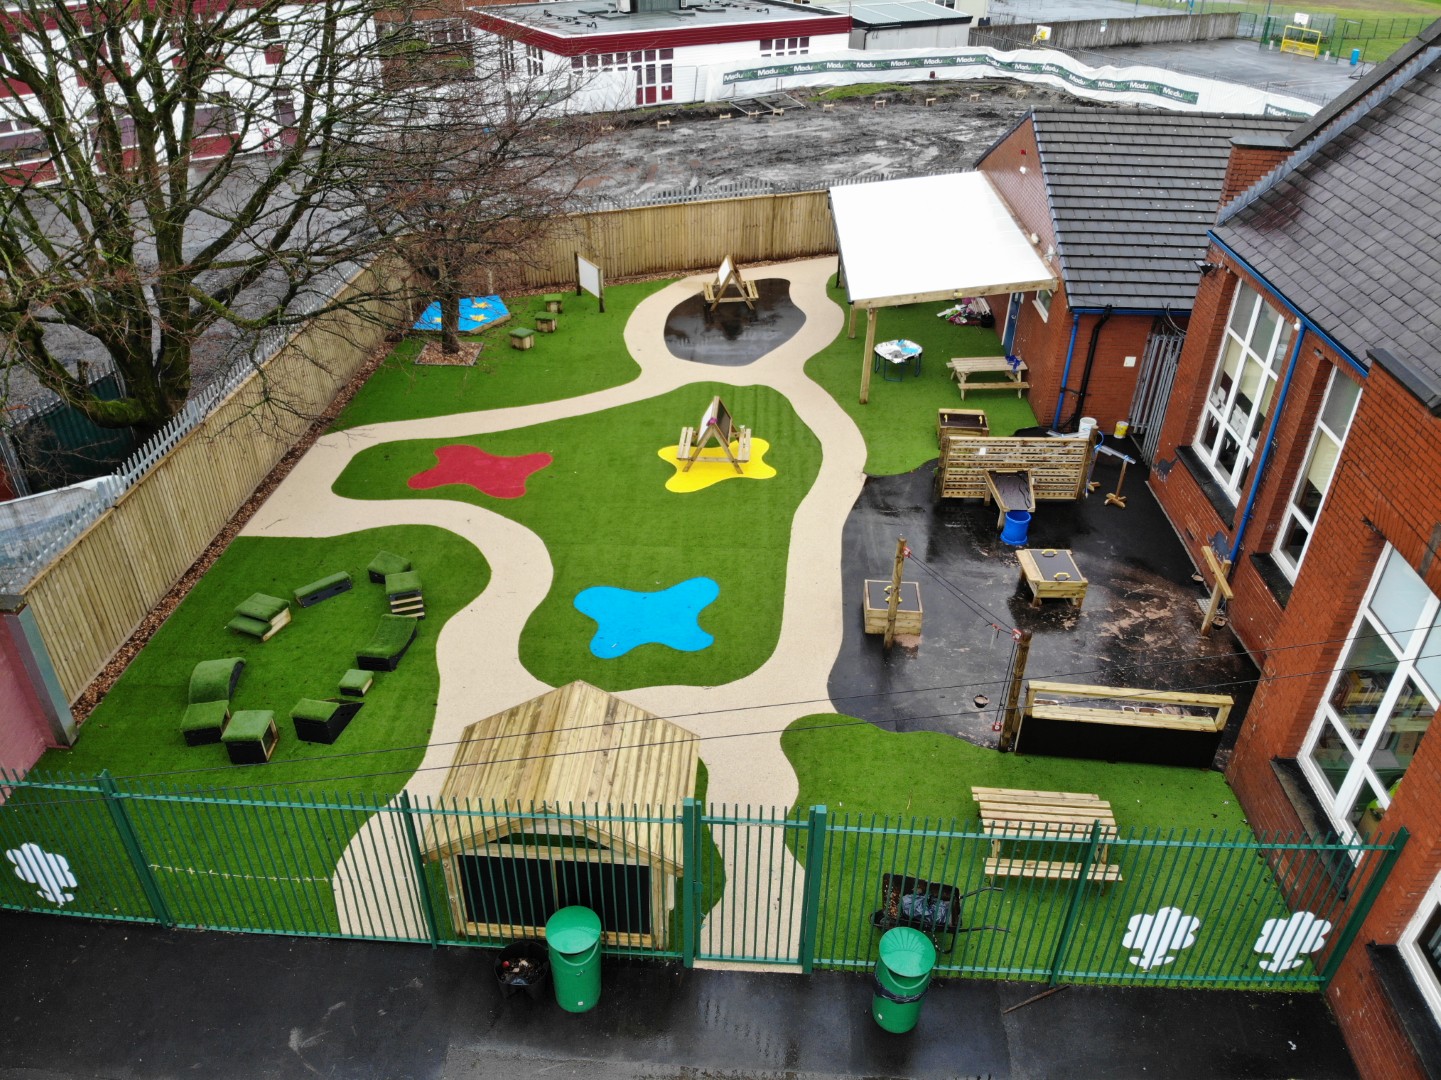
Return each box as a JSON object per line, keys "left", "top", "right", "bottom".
{"left": 883, "top": 535, "right": 906, "bottom": 651}
{"left": 997, "top": 630, "right": 1032, "bottom": 752}
{"left": 1200, "top": 547, "right": 1234, "bottom": 638}
{"left": 860, "top": 308, "right": 877, "bottom": 404}
{"left": 848, "top": 304, "right": 858, "bottom": 340}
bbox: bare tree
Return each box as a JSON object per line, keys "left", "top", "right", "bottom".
{"left": 0, "top": 0, "right": 396, "bottom": 435}
{"left": 355, "top": 33, "right": 608, "bottom": 355}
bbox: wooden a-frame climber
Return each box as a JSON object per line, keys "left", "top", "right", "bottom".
{"left": 702, "top": 255, "right": 759, "bottom": 312}
{"left": 678, "top": 396, "right": 752, "bottom": 473}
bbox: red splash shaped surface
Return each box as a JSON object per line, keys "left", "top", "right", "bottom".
{"left": 408, "top": 444, "right": 552, "bottom": 499}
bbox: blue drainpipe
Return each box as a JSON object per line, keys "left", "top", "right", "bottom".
{"left": 1229, "top": 324, "right": 1306, "bottom": 564}
{"left": 1051, "top": 311, "right": 1082, "bottom": 429}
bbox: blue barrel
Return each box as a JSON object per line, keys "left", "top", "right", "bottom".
{"left": 1000, "top": 510, "right": 1032, "bottom": 546}
{"left": 1350, "top": 47, "right": 1361, "bottom": 65}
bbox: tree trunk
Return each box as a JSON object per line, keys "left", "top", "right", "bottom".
{"left": 441, "top": 294, "right": 461, "bottom": 354}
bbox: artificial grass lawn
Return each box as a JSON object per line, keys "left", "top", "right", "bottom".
{"left": 779, "top": 715, "right": 1308, "bottom": 987}
{"left": 331, "top": 280, "right": 671, "bottom": 432}
{"left": 804, "top": 284, "right": 1040, "bottom": 476}
{"left": 15, "top": 526, "right": 488, "bottom": 931}
{"left": 334, "top": 382, "right": 822, "bottom": 691}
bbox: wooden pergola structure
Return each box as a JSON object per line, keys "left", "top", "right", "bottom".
{"left": 422, "top": 680, "right": 699, "bottom": 949}
{"left": 828, "top": 172, "right": 1057, "bottom": 404}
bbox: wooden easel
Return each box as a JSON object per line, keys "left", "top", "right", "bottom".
{"left": 702, "top": 255, "right": 759, "bottom": 312}
{"left": 1200, "top": 546, "right": 1233, "bottom": 637}
{"left": 678, "top": 395, "right": 752, "bottom": 474}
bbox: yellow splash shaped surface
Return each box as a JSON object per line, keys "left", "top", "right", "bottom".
{"left": 659, "top": 439, "right": 776, "bottom": 492}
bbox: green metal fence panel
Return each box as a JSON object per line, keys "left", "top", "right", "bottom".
{"left": 696, "top": 804, "right": 807, "bottom": 965}
{"left": 0, "top": 772, "right": 1407, "bottom": 989}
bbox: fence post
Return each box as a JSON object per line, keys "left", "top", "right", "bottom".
{"left": 681, "top": 797, "right": 700, "bottom": 968}
{"left": 398, "top": 791, "right": 440, "bottom": 947}
{"left": 1047, "top": 820, "right": 1102, "bottom": 987}
{"left": 1319, "top": 828, "right": 1410, "bottom": 985}
{"left": 798, "top": 804, "right": 829, "bottom": 973}
{"left": 96, "top": 771, "right": 173, "bottom": 927}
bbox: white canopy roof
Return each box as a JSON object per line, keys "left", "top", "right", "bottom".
{"left": 829, "top": 172, "right": 1058, "bottom": 309}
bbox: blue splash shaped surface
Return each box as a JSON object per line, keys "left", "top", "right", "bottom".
{"left": 574, "top": 578, "right": 719, "bottom": 659}
{"left": 413, "top": 295, "right": 510, "bottom": 333}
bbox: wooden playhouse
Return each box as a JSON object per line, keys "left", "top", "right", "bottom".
{"left": 422, "top": 681, "right": 699, "bottom": 949}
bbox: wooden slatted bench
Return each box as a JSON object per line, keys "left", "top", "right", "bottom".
{"left": 1016, "top": 681, "right": 1235, "bottom": 767}
{"left": 972, "top": 786, "right": 1122, "bottom": 885}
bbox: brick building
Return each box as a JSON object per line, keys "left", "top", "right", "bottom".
{"left": 1147, "top": 20, "right": 1441, "bottom": 1076}
{"left": 974, "top": 109, "right": 1292, "bottom": 443}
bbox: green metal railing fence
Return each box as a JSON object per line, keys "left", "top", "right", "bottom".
{"left": 0, "top": 770, "right": 1405, "bottom": 990}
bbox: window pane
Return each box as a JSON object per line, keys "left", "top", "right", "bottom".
{"left": 1279, "top": 517, "right": 1310, "bottom": 563}
{"left": 1417, "top": 623, "right": 1441, "bottom": 696}
{"left": 1229, "top": 285, "right": 1257, "bottom": 338}
{"left": 1252, "top": 302, "right": 1279, "bottom": 357}
{"left": 1236, "top": 358, "right": 1264, "bottom": 417}
{"left": 1368, "top": 676, "right": 1432, "bottom": 788}
{"left": 1200, "top": 413, "right": 1220, "bottom": 455}
{"left": 1422, "top": 906, "right": 1441, "bottom": 982}
{"left": 1310, "top": 723, "right": 1354, "bottom": 795}
{"left": 1216, "top": 337, "right": 1245, "bottom": 403}
{"left": 1322, "top": 374, "right": 1361, "bottom": 435}
{"left": 1217, "top": 430, "right": 1240, "bottom": 478}
{"left": 1329, "top": 630, "right": 1400, "bottom": 740}
{"left": 1372, "top": 550, "right": 1428, "bottom": 649}
{"left": 1295, "top": 435, "right": 1340, "bottom": 517}
{"left": 1275, "top": 317, "right": 1295, "bottom": 365}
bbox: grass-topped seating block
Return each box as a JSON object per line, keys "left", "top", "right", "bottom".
{"left": 509, "top": 327, "right": 535, "bottom": 350}
{"left": 339, "top": 669, "right": 373, "bottom": 697}
{"left": 536, "top": 314, "right": 558, "bottom": 333}
{"left": 294, "top": 571, "right": 353, "bottom": 608}
{"left": 385, "top": 570, "right": 425, "bottom": 618}
{"left": 180, "top": 657, "right": 245, "bottom": 745}
{"left": 366, "top": 550, "right": 412, "bottom": 584}
{"left": 227, "top": 593, "right": 290, "bottom": 640}
{"left": 543, "top": 293, "right": 563, "bottom": 313}
{"left": 221, "top": 710, "right": 278, "bottom": 764}
{"left": 356, "top": 614, "right": 419, "bottom": 671}
{"left": 290, "top": 697, "right": 363, "bottom": 744}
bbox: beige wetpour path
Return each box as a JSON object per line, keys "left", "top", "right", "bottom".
{"left": 242, "top": 258, "right": 867, "bottom": 962}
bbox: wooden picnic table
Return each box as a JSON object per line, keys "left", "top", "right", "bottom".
{"left": 972, "top": 786, "right": 1123, "bottom": 884}
{"left": 947, "top": 356, "right": 1029, "bottom": 399}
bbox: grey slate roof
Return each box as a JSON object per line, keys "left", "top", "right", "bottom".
{"left": 1215, "top": 25, "right": 1441, "bottom": 402}
{"left": 1022, "top": 110, "right": 1294, "bottom": 312}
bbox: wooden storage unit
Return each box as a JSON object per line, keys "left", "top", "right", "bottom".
{"left": 936, "top": 435, "right": 1091, "bottom": 502}
{"left": 1016, "top": 548, "right": 1088, "bottom": 608}
{"left": 863, "top": 579, "right": 923, "bottom": 635}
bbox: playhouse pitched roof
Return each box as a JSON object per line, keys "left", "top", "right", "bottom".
{"left": 1215, "top": 25, "right": 1441, "bottom": 403}
{"left": 1023, "top": 109, "right": 1294, "bottom": 312}
{"left": 424, "top": 681, "right": 698, "bottom": 869}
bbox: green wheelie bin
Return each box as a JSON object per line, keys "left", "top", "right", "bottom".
{"left": 871, "top": 926, "right": 937, "bottom": 1033}
{"left": 546, "top": 906, "right": 603, "bottom": 1013}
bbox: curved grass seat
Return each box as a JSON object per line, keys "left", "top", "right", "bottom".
{"left": 189, "top": 658, "right": 245, "bottom": 703}
{"left": 290, "top": 698, "right": 363, "bottom": 744}
{"left": 367, "top": 551, "right": 412, "bottom": 583}
{"left": 294, "top": 571, "right": 353, "bottom": 608}
{"left": 356, "top": 615, "right": 419, "bottom": 671}
{"left": 222, "top": 710, "right": 278, "bottom": 764}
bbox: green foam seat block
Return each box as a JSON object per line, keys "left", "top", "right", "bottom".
{"left": 339, "top": 669, "right": 373, "bottom": 697}
{"left": 367, "top": 551, "right": 412, "bottom": 583}
{"left": 294, "top": 571, "right": 353, "bottom": 607}
{"left": 385, "top": 570, "right": 422, "bottom": 596}
{"left": 227, "top": 615, "right": 272, "bottom": 638}
{"left": 180, "top": 701, "right": 230, "bottom": 745}
{"left": 223, "top": 710, "right": 276, "bottom": 743}
{"left": 356, "top": 615, "right": 418, "bottom": 671}
{"left": 235, "top": 593, "right": 288, "bottom": 621}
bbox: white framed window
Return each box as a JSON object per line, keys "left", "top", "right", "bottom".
{"left": 1033, "top": 288, "right": 1052, "bottom": 321}
{"left": 1402, "top": 875, "right": 1441, "bottom": 1022}
{"left": 1272, "top": 369, "right": 1361, "bottom": 581}
{"left": 1194, "top": 283, "right": 1295, "bottom": 500}
{"left": 760, "top": 37, "right": 809, "bottom": 56}
{"left": 1301, "top": 546, "right": 1440, "bottom": 842}
{"left": 525, "top": 44, "right": 544, "bottom": 77}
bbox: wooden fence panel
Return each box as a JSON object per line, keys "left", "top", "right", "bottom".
{"left": 21, "top": 259, "right": 412, "bottom": 702}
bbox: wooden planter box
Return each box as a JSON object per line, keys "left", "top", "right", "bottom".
{"left": 862, "top": 579, "right": 923, "bottom": 635}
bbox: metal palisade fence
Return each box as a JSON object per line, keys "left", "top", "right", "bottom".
{"left": 0, "top": 770, "right": 1405, "bottom": 989}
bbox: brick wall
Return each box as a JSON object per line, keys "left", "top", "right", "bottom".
{"left": 1219, "top": 137, "right": 1293, "bottom": 209}
{"left": 1223, "top": 364, "right": 1441, "bottom": 1080}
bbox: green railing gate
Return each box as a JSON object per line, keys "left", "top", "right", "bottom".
{"left": 0, "top": 771, "right": 1406, "bottom": 990}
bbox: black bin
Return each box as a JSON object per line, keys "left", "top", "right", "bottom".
{"left": 494, "top": 939, "right": 551, "bottom": 1000}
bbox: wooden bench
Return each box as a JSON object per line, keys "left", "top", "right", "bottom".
{"left": 947, "top": 356, "right": 1030, "bottom": 399}
{"left": 1016, "top": 680, "right": 1235, "bottom": 767}
{"left": 677, "top": 426, "right": 696, "bottom": 462}
{"left": 972, "top": 786, "right": 1122, "bottom": 885}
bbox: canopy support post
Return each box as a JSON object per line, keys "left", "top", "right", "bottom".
{"left": 860, "top": 307, "right": 877, "bottom": 404}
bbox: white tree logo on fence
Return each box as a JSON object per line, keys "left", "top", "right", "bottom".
{"left": 1123, "top": 906, "right": 1200, "bottom": 969}
{"left": 5, "top": 843, "right": 77, "bottom": 905}
{"left": 1254, "top": 911, "right": 1331, "bottom": 972}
